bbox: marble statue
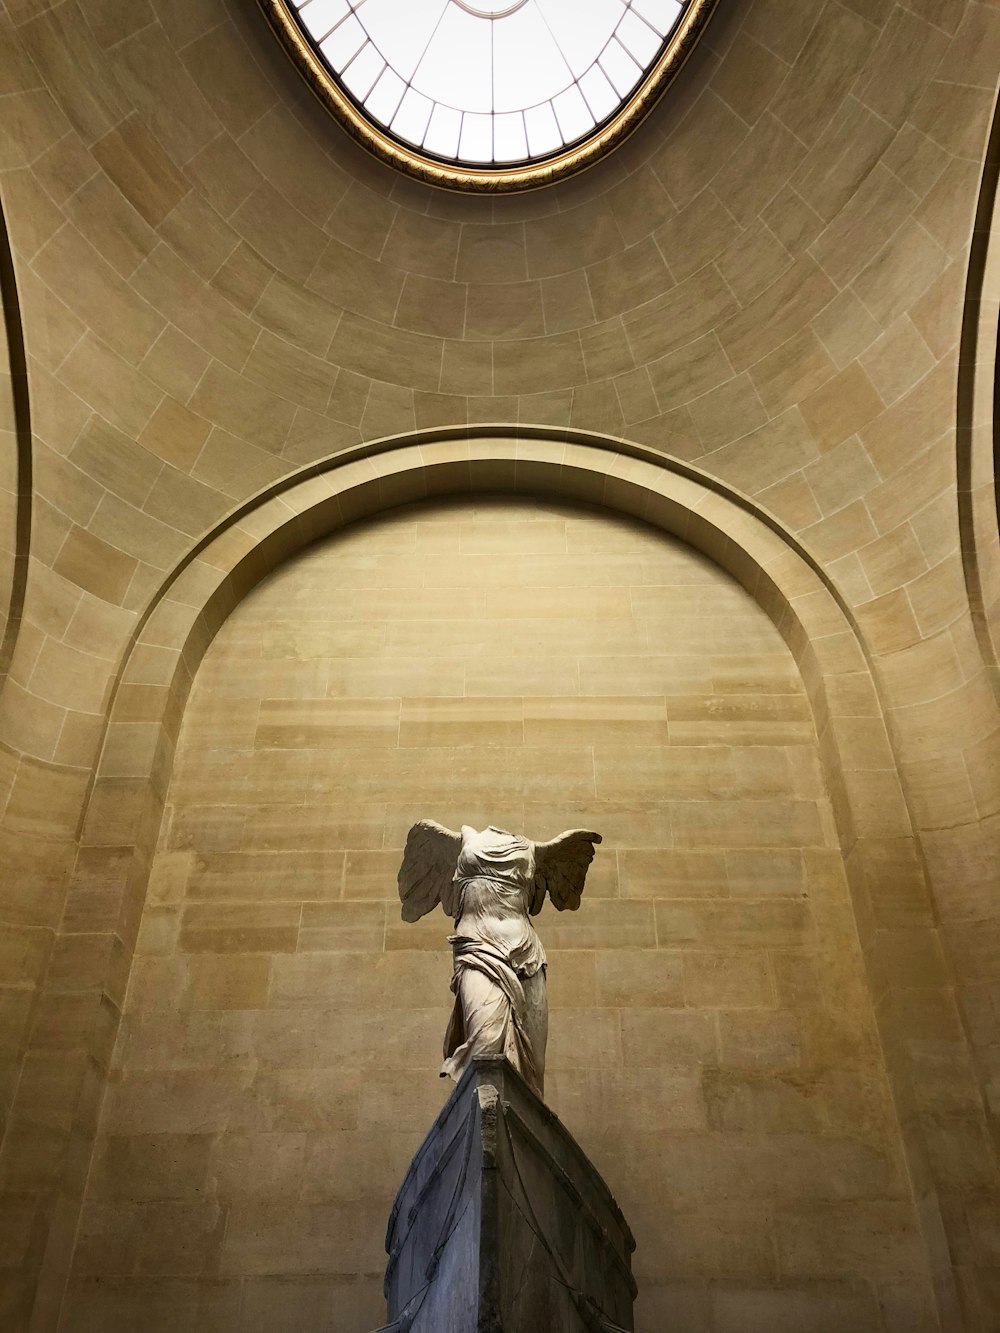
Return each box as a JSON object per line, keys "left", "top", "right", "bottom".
{"left": 397, "top": 821, "right": 602, "bottom": 1097}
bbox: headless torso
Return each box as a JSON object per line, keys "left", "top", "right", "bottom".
{"left": 442, "top": 826, "right": 549, "bottom": 1094}
{"left": 453, "top": 826, "right": 546, "bottom": 974}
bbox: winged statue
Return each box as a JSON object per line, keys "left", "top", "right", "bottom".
{"left": 397, "top": 821, "right": 602, "bottom": 1097}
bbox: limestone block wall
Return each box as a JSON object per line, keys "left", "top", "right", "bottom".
{"left": 0, "top": 0, "right": 997, "bottom": 1324}
{"left": 64, "top": 499, "right": 933, "bottom": 1333}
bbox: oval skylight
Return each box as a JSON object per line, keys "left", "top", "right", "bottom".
{"left": 261, "top": 0, "right": 719, "bottom": 190}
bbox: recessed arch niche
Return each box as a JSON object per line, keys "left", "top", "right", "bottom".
{"left": 61, "top": 432, "right": 946, "bottom": 1331}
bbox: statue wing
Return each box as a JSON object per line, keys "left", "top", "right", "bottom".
{"left": 529, "top": 829, "right": 603, "bottom": 915}
{"left": 397, "top": 819, "right": 463, "bottom": 922}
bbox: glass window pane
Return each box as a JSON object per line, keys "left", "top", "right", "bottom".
{"left": 630, "top": 0, "right": 683, "bottom": 36}
{"left": 524, "top": 101, "right": 562, "bottom": 157}
{"left": 492, "top": 5, "right": 568, "bottom": 113}
{"left": 298, "top": 0, "right": 351, "bottom": 43}
{"left": 617, "top": 9, "right": 664, "bottom": 66}
{"left": 600, "top": 38, "right": 642, "bottom": 97}
{"left": 341, "top": 41, "right": 385, "bottom": 101}
{"left": 365, "top": 65, "right": 405, "bottom": 125}
{"left": 534, "top": 0, "right": 619, "bottom": 77}
{"left": 356, "top": 0, "right": 447, "bottom": 83}
{"left": 459, "top": 112, "right": 494, "bottom": 163}
{"left": 493, "top": 111, "right": 529, "bottom": 162}
{"left": 412, "top": 5, "right": 493, "bottom": 114}
{"left": 320, "top": 12, "right": 366, "bottom": 66}
{"left": 552, "top": 83, "right": 594, "bottom": 146}
{"left": 578, "top": 63, "right": 619, "bottom": 123}
{"left": 392, "top": 86, "right": 435, "bottom": 147}
{"left": 423, "top": 102, "right": 463, "bottom": 158}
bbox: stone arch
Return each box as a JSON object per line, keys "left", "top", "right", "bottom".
{"left": 89, "top": 426, "right": 900, "bottom": 869}
{"left": 17, "top": 428, "right": 977, "bottom": 1329}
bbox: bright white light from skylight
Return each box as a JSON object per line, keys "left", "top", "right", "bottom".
{"left": 293, "top": 0, "right": 688, "bottom": 165}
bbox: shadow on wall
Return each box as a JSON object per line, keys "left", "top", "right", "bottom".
{"left": 0, "top": 185, "right": 32, "bottom": 683}
{"left": 957, "top": 91, "right": 1000, "bottom": 698}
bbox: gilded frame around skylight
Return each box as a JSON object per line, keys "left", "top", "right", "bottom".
{"left": 257, "top": 0, "right": 721, "bottom": 193}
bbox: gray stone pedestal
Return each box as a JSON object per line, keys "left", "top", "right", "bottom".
{"left": 374, "top": 1056, "right": 636, "bottom": 1333}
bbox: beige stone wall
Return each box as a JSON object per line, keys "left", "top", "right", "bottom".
{"left": 64, "top": 498, "right": 932, "bottom": 1332}
{"left": 0, "top": 0, "right": 997, "bottom": 1324}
